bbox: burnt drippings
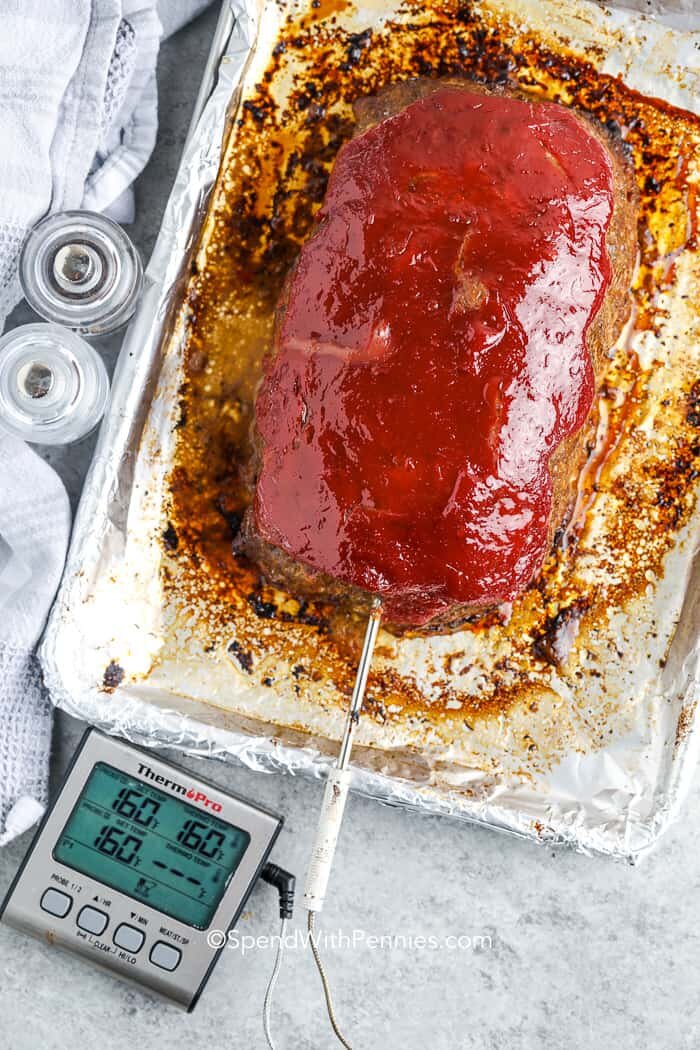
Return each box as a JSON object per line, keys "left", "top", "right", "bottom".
{"left": 164, "top": 0, "right": 700, "bottom": 729}
{"left": 102, "top": 660, "right": 125, "bottom": 692}
{"left": 247, "top": 591, "right": 279, "bottom": 619}
{"left": 228, "top": 639, "right": 254, "bottom": 673}
{"left": 243, "top": 585, "right": 330, "bottom": 630}
{"left": 162, "top": 522, "right": 179, "bottom": 551}
{"left": 214, "top": 494, "right": 243, "bottom": 539}
{"left": 533, "top": 601, "right": 588, "bottom": 667}
{"left": 295, "top": 600, "right": 327, "bottom": 629}
{"left": 340, "top": 28, "right": 372, "bottom": 70}
{"left": 687, "top": 381, "right": 700, "bottom": 429}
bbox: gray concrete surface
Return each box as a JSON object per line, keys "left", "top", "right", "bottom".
{"left": 1, "top": 5, "right": 700, "bottom": 1048}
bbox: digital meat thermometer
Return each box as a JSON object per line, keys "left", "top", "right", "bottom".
{"left": 0, "top": 728, "right": 283, "bottom": 1011}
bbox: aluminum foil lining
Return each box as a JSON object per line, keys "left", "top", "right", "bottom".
{"left": 41, "top": 0, "right": 700, "bottom": 861}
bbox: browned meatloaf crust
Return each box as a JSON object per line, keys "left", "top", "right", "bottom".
{"left": 238, "top": 77, "right": 639, "bottom": 634}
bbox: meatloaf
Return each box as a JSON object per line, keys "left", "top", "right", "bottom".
{"left": 238, "top": 78, "right": 638, "bottom": 632}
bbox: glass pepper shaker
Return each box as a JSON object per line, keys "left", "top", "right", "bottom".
{"left": 0, "top": 323, "right": 109, "bottom": 445}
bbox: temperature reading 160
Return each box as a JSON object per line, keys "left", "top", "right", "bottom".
{"left": 94, "top": 824, "right": 143, "bottom": 866}
{"left": 176, "top": 819, "right": 226, "bottom": 860}
{"left": 111, "top": 787, "right": 160, "bottom": 828}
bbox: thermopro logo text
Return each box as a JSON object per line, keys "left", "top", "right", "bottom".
{"left": 137, "top": 762, "right": 223, "bottom": 812}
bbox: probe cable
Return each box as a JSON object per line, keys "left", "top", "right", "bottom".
{"left": 260, "top": 863, "right": 296, "bottom": 1050}
{"left": 263, "top": 915, "right": 288, "bottom": 1050}
{"left": 307, "top": 910, "right": 353, "bottom": 1050}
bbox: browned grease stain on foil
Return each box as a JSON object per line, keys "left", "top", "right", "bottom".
{"left": 164, "top": 1, "right": 700, "bottom": 734}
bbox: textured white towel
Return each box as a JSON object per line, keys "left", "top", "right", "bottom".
{"left": 0, "top": 435, "right": 71, "bottom": 844}
{"left": 0, "top": 0, "right": 212, "bottom": 844}
{"left": 0, "top": 0, "right": 165, "bottom": 328}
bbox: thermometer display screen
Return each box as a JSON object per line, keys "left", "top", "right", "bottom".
{"left": 53, "top": 763, "right": 250, "bottom": 929}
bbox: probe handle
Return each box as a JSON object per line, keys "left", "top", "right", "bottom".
{"left": 303, "top": 767, "right": 353, "bottom": 913}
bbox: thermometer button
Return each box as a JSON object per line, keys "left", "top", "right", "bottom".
{"left": 76, "top": 906, "right": 109, "bottom": 936}
{"left": 149, "top": 941, "right": 182, "bottom": 972}
{"left": 113, "top": 923, "right": 145, "bottom": 954}
{"left": 40, "top": 888, "right": 72, "bottom": 918}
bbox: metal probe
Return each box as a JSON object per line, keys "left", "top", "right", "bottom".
{"left": 264, "top": 601, "right": 383, "bottom": 1050}
{"left": 303, "top": 601, "right": 382, "bottom": 913}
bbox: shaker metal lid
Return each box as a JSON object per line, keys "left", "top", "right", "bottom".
{"left": 0, "top": 323, "right": 110, "bottom": 445}
{"left": 19, "top": 211, "right": 143, "bottom": 336}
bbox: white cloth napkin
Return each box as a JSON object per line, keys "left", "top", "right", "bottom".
{"left": 0, "top": 435, "right": 71, "bottom": 845}
{"left": 0, "top": 0, "right": 212, "bottom": 844}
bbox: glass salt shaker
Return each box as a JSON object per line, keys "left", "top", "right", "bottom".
{"left": 19, "top": 210, "right": 143, "bottom": 336}
{"left": 0, "top": 323, "right": 109, "bottom": 445}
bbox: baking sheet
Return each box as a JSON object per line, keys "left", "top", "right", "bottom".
{"left": 41, "top": 0, "right": 700, "bottom": 860}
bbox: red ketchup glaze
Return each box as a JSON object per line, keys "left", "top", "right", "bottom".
{"left": 253, "top": 88, "right": 615, "bottom": 625}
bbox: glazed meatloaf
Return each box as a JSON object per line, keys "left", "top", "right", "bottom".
{"left": 239, "top": 78, "right": 638, "bottom": 632}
